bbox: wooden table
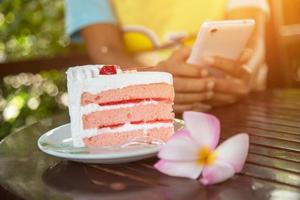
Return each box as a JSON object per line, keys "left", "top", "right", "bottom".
{"left": 1, "top": 89, "right": 300, "bottom": 200}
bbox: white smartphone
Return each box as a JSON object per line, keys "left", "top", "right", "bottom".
{"left": 187, "top": 19, "right": 255, "bottom": 75}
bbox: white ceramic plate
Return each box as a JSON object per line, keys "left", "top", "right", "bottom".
{"left": 38, "top": 119, "right": 184, "bottom": 164}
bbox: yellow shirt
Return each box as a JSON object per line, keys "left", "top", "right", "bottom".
{"left": 111, "top": 0, "right": 228, "bottom": 65}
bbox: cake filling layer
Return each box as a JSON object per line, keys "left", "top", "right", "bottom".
{"left": 82, "top": 102, "right": 174, "bottom": 129}
{"left": 81, "top": 100, "right": 158, "bottom": 115}
{"left": 97, "top": 119, "right": 173, "bottom": 129}
{"left": 83, "top": 126, "right": 174, "bottom": 147}
{"left": 79, "top": 122, "right": 173, "bottom": 139}
{"left": 81, "top": 83, "right": 174, "bottom": 106}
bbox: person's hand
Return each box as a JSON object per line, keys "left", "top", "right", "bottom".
{"left": 203, "top": 49, "right": 255, "bottom": 106}
{"left": 156, "top": 47, "right": 215, "bottom": 113}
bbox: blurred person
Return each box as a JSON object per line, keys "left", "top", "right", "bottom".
{"left": 65, "top": 0, "right": 269, "bottom": 113}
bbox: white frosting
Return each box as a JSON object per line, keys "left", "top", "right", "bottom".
{"left": 81, "top": 101, "right": 158, "bottom": 115}
{"left": 67, "top": 65, "right": 172, "bottom": 93}
{"left": 73, "top": 122, "right": 173, "bottom": 147}
{"left": 66, "top": 65, "right": 123, "bottom": 81}
{"left": 66, "top": 65, "right": 174, "bottom": 147}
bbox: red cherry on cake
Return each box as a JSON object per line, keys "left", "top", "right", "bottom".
{"left": 99, "top": 65, "right": 118, "bottom": 75}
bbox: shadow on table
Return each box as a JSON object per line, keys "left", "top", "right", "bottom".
{"left": 42, "top": 159, "right": 267, "bottom": 200}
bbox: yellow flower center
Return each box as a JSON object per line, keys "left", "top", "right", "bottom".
{"left": 197, "top": 147, "right": 217, "bottom": 166}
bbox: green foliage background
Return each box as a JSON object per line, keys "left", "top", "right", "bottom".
{"left": 0, "top": 0, "right": 69, "bottom": 61}
{"left": 0, "top": 0, "right": 69, "bottom": 140}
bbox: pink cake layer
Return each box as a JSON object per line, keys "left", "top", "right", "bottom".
{"left": 83, "top": 126, "right": 174, "bottom": 147}
{"left": 81, "top": 83, "right": 174, "bottom": 106}
{"left": 82, "top": 102, "right": 174, "bottom": 129}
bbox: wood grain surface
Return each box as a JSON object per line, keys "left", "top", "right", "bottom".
{"left": 0, "top": 89, "right": 300, "bottom": 200}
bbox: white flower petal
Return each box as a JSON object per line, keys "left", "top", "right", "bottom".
{"left": 154, "top": 159, "right": 203, "bottom": 179}
{"left": 183, "top": 111, "right": 220, "bottom": 150}
{"left": 200, "top": 161, "right": 235, "bottom": 185}
{"left": 215, "top": 133, "right": 249, "bottom": 172}
{"left": 158, "top": 129, "right": 199, "bottom": 161}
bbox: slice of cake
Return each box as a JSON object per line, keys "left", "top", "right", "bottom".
{"left": 67, "top": 65, "right": 175, "bottom": 147}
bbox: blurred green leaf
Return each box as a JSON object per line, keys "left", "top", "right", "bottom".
{"left": 0, "top": 0, "right": 69, "bottom": 61}
{"left": 0, "top": 70, "right": 67, "bottom": 140}
{"left": 0, "top": 0, "right": 70, "bottom": 140}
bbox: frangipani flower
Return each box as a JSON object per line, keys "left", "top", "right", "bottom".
{"left": 154, "top": 111, "right": 249, "bottom": 185}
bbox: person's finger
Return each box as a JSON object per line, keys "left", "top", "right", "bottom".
{"left": 192, "top": 103, "right": 212, "bottom": 112}
{"left": 174, "top": 77, "right": 215, "bottom": 92}
{"left": 169, "top": 47, "right": 191, "bottom": 61}
{"left": 239, "top": 48, "right": 253, "bottom": 64}
{"left": 212, "top": 78, "right": 250, "bottom": 97}
{"left": 175, "top": 92, "right": 213, "bottom": 104}
{"left": 205, "top": 92, "right": 237, "bottom": 107}
{"left": 174, "top": 103, "right": 211, "bottom": 113}
{"left": 174, "top": 104, "right": 194, "bottom": 113}
{"left": 136, "top": 66, "right": 158, "bottom": 71}
{"left": 157, "top": 61, "right": 208, "bottom": 78}
{"left": 176, "top": 63, "right": 209, "bottom": 77}
{"left": 204, "top": 56, "right": 250, "bottom": 80}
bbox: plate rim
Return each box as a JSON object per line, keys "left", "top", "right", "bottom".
{"left": 37, "top": 119, "right": 184, "bottom": 161}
